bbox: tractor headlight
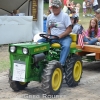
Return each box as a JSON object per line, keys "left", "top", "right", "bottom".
{"left": 22, "top": 48, "right": 28, "bottom": 54}
{"left": 10, "top": 46, "right": 16, "bottom": 53}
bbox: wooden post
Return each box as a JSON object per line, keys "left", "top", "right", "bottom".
{"left": 95, "top": 53, "right": 100, "bottom": 60}
{"left": 32, "top": 0, "right": 38, "bottom": 21}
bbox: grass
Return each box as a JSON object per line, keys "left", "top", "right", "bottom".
{"left": 0, "top": 46, "right": 10, "bottom": 72}
{"left": 44, "top": 3, "right": 49, "bottom": 14}
{"left": 0, "top": 60, "right": 10, "bottom": 72}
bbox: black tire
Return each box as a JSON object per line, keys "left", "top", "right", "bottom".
{"left": 65, "top": 54, "right": 82, "bottom": 87}
{"left": 42, "top": 60, "right": 63, "bottom": 95}
{"left": 8, "top": 70, "right": 29, "bottom": 91}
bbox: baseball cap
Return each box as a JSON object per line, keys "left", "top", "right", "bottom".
{"left": 70, "top": 14, "right": 79, "bottom": 19}
{"left": 51, "top": 0, "right": 62, "bottom": 8}
{"left": 95, "top": 8, "right": 100, "bottom": 13}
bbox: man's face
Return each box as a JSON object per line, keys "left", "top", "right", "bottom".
{"left": 51, "top": 6, "right": 61, "bottom": 15}
{"left": 95, "top": 12, "right": 100, "bottom": 19}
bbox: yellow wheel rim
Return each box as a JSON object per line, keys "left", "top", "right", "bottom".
{"left": 52, "top": 68, "right": 62, "bottom": 91}
{"left": 19, "top": 82, "right": 26, "bottom": 85}
{"left": 73, "top": 61, "right": 82, "bottom": 81}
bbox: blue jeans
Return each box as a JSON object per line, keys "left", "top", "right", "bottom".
{"left": 83, "top": 36, "right": 98, "bottom": 45}
{"left": 38, "top": 35, "right": 72, "bottom": 65}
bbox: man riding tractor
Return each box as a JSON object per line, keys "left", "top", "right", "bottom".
{"left": 8, "top": 0, "right": 82, "bottom": 95}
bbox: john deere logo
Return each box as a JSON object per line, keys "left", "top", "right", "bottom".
{"left": 34, "top": 46, "right": 47, "bottom": 52}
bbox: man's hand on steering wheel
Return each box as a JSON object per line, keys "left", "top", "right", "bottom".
{"left": 39, "top": 34, "right": 59, "bottom": 41}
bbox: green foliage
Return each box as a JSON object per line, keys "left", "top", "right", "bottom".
{"left": 73, "top": 0, "right": 82, "bottom": 5}
{"left": 44, "top": 3, "right": 49, "bottom": 14}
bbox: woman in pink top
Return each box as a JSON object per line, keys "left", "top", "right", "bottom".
{"left": 83, "top": 18, "right": 100, "bottom": 45}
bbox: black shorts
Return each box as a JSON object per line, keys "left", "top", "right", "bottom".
{"left": 93, "top": 5, "right": 98, "bottom": 11}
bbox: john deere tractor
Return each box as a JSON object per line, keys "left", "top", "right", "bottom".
{"left": 9, "top": 33, "right": 82, "bottom": 95}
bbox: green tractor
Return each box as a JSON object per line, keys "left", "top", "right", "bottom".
{"left": 8, "top": 33, "right": 82, "bottom": 95}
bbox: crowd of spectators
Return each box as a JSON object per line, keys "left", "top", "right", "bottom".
{"left": 44, "top": 0, "right": 100, "bottom": 46}
{"left": 82, "top": 0, "right": 98, "bottom": 17}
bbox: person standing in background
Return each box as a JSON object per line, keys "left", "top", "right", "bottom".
{"left": 75, "top": 3, "right": 81, "bottom": 17}
{"left": 62, "top": 0, "right": 70, "bottom": 13}
{"left": 49, "top": 0, "right": 52, "bottom": 12}
{"left": 83, "top": 0, "right": 87, "bottom": 17}
{"left": 86, "top": 0, "right": 93, "bottom": 17}
{"left": 91, "top": 0, "right": 98, "bottom": 12}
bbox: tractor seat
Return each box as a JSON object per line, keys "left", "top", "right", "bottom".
{"left": 51, "top": 33, "right": 77, "bottom": 48}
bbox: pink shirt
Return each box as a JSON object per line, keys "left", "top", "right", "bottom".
{"left": 85, "top": 28, "right": 100, "bottom": 37}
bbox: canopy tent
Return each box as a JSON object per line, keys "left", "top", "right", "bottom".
{"left": 0, "top": 0, "right": 44, "bottom": 44}
{"left": 0, "top": 0, "right": 31, "bottom": 16}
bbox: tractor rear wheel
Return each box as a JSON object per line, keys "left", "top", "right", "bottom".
{"left": 42, "top": 60, "right": 63, "bottom": 95}
{"left": 8, "top": 70, "right": 29, "bottom": 91}
{"left": 65, "top": 54, "right": 82, "bottom": 87}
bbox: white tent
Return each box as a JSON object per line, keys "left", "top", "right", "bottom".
{"left": 0, "top": 0, "right": 43, "bottom": 44}
{"left": 0, "top": 0, "right": 31, "bottom": 16}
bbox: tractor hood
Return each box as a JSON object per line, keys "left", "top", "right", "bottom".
{"left": 10, "top": 42, "right": 49, "bottom": 48}
{"left": 9, "top": 42, "right": 50, "bottom": 55}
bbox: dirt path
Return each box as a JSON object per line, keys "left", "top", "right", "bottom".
{"left": 0, "top": 46, "right": 100, "bottom": 100}
{"left": 0, "top": 62, "right": 100, "bottom": 100}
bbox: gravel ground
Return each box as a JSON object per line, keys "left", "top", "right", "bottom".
{"left": 0, "top": 45, "right": 100, "bottom": 100}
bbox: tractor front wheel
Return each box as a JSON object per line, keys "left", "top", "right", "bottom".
{"left": 8, "top": 70, "right": 29, "bottom": 91}
{"left": 42, "top": 60, "right": 63, "bottom": 95}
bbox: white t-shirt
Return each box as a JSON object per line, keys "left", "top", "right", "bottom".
{"left": 75, "top": 7, "right": 79, "bottom": 17}
{"left": 93, "top": 0, "right": 98, "bottom": 6}
{"left": 46, "top": 11, "right": 71, "bottom": 36}
{"left": 49, "top": 0, "right": 52, "bottom": 7}
{"left": 83, "top": 1, "right": 86, "bottom": 8}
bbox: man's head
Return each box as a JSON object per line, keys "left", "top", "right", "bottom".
{"left": 51, "top": 0, "right": 62, "bottom": 15}
{"left": 95, "top": 8, "right": 100, "bottom": 20}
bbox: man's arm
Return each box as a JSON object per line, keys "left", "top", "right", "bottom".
{"left": 58, "top": 25, "right": 72, "bottom": 39}
{"left": 47, "top": 27, "right": 51, "bottom": 35}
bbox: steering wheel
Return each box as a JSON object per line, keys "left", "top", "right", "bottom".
{"left": 39, "top": 34, "right": 59, "bottom": 41}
